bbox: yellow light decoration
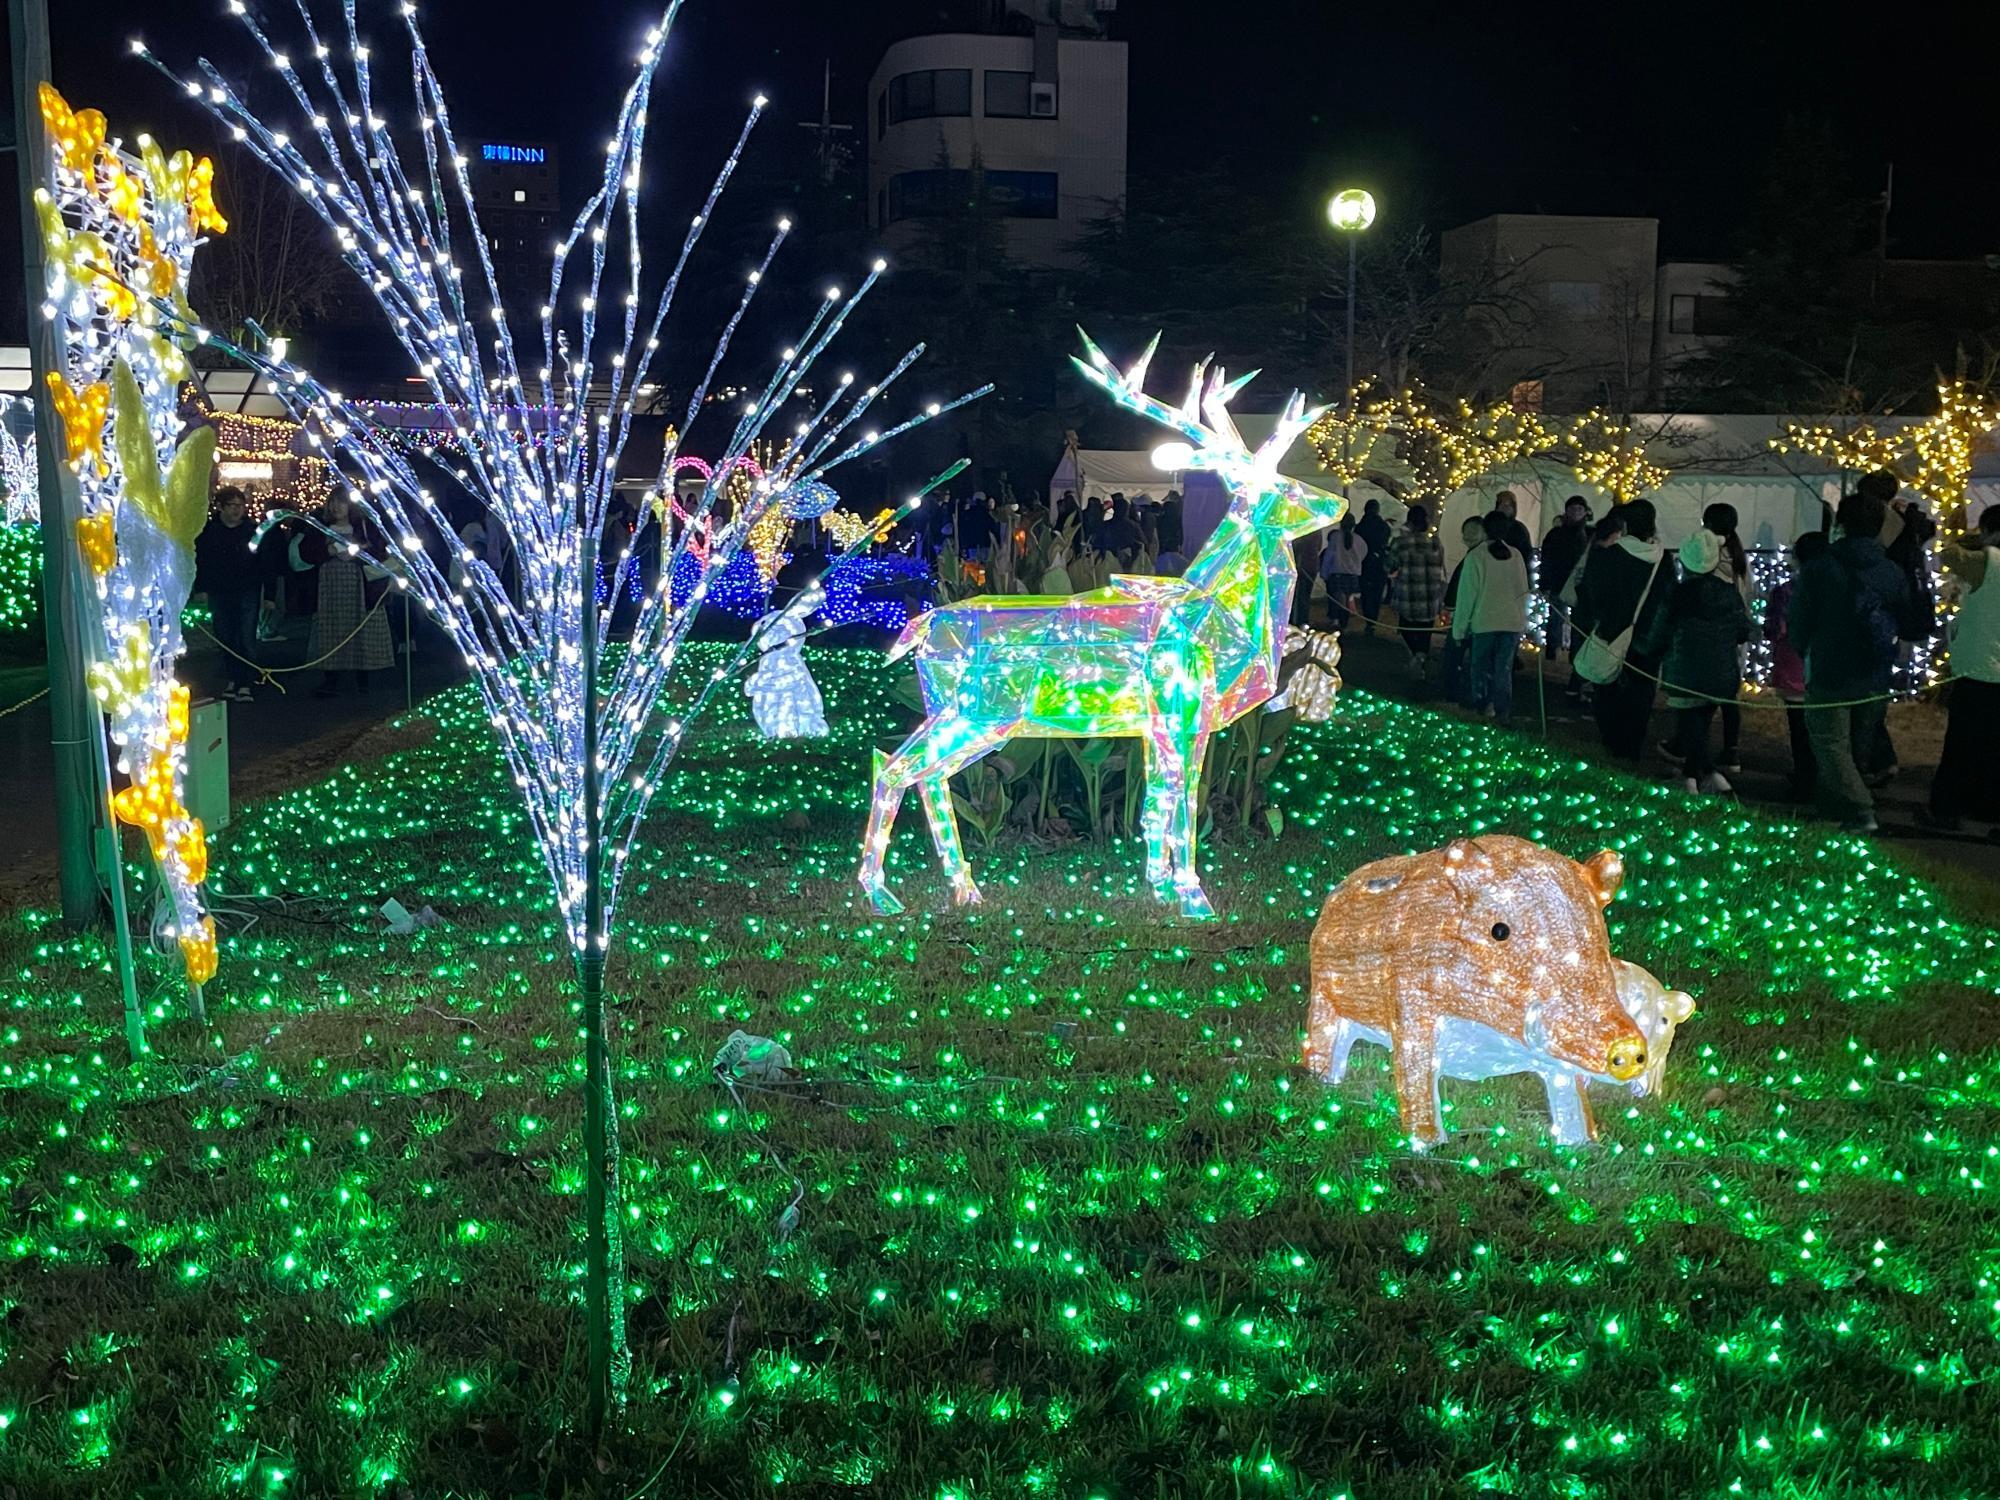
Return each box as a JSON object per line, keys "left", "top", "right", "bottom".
{"left": 85, "top": 623, "right": 152, "bottom": 713}
{"left": 1566, "top": 411, "right": 1670, "bottom": 502}
{"left": 111, "top": 749, "right": 190, "bottom": 860}
{"left": 1305, "top": 835, "right": 1660, "bottom": 1148}
{"left": 184, "top": 155, "right": 228, "bottom": 234}
{"left": 37, "top": 83, "right": 105, "bottom": 178}
{"left": 823, "top": 508, "right": 896, "bottom": 550}
{"left": 99, "top": 150, "right": 146, "bottom": 224}
{"left": 745, "top": 506, "right": 791, "bottom": 582}
{"left": 173, "top": 817, "right": 208, "bottom": 886}
{"left": 44, "top": 371, "right": 110, "bottom": 475}
{"left": 179, "top": 917, "right": 218, "bottom": 986}
{"left": 75, "top": 512, "right": 117, "bottom": 575}
{"left": 1309, "top": 390, "right": 1668, "bottom": 504}
{"left": 166, "top": 680, "right": 190, "bottom": 744}
{"left": 1773, "top": 379, "right": 2000, "bottom": 517}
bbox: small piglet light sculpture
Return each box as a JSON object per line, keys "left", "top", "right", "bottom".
{"left": 1613, "top": 958, "right": 1694, "bottom": 1099}
{"left": 1306, "top": 835, "right": 1661, "bottom": 1148}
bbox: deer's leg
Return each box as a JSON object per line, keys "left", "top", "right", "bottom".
{"left": 1168, "top": 725, "right": 1215, "bottom": 919}
{"left": 860, "top": 731, "right": 929, "bottom": 914}
{"left": 1138, "top": 728, "right": 1178, "bottom": 894}
{"left": 911, "top": 715, "right": 1003, "bottom": 906}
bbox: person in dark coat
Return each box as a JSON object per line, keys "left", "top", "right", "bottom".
{"left": 1355, "top": 498, "right": 1392, "bottom": 635}
{"left": 1642, "top": 529, "right": 1750, "bottom": 793}
{"left": 1572, "top": 498, "right": 1675, "bottom": 763}
{"left": 1787, "top": 489, "right": 1925, "bottom": 832}
{"left": 1493, "top": 490, "right": 1536, "bottom": 562}
{"left": 194, "top": 486, "right": 267, "bottom": 700}
{"left": 1540, "top": 495, "right": 1591, "bottom": 699}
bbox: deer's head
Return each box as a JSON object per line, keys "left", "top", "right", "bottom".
{"left": 1071, "top": 330, "right": 1348, "bottom": 541}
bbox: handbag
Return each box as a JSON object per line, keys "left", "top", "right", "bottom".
{"left": 1573, "top": 550, "right": 1667, "bottom": 686}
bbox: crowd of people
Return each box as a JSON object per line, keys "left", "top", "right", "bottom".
{"left": 190, "top": 468, "right": 2000, "bottom": 844}
{"left": 1314, "top": 475, "right": 2000, "bottom": 840}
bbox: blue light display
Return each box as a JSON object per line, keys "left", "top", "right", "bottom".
{"left": 481, "top": 143, "right": 547, "bottom": 164}
{"left": 665, "top": 549, "right": 936, "bottom": 631}
{"left": 819, "top": 554, "right": 933, "bottom": 632}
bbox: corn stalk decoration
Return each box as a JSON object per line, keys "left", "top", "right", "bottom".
{"left": 37, "top": 84, "right": 228, "bottom": 1041}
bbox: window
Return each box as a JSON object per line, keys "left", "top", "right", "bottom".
{"left": 887, "top": 68, "right": 972, "bottom": 124}
{"left": 886, "top": 168, "right": 1059, "bottom": 222}
{"left": 512, "top": 189, "right": 526, "bottom": 204}
{"left": 983, "top": 169, "right": 1058, "bottom": 219}
{"left": 1692, "top": 293, "right": 1737, "bottom": 335}
{"left": 876, "top": 90, "right": 886, "bottom": 139}
{"left": 1669, "top": 294, "right": 1696, "bottom": 334}
{"left": 985, "top": 70, "right": 1034, "bottom": 118}
{"left": 1546, "top": 280, "right": 1603, "bottom": 315}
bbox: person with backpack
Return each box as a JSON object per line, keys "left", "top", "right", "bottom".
{"left": 1787, "top": 489, "right": 1925, "bottom": 833}
{"left": 1571, "top": 498, "right": 1676, "bottom": 763}
{"left": 1642, "top": 529, "right": 1751, "bottom": 795}
{"left": 1452, "top": 510, "right": 1532, "bottom": 722}
{"left": 1918, "top": 506, "right": 2000, "bottom": 835}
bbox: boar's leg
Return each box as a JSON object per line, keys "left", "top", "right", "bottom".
{"left": 1540, "top": 1070, "right": 1598, "bottom": 1146}
{"left": 1392, "top": 1016, "right": 1447, "bottom": 1149}
{"left": 1304, "top": 999, "right": 1366, "bottom": 1085}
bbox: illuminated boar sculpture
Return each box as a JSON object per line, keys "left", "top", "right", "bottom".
{"left": 1306, "top": 836, "right": 1663, "bottom": 1148}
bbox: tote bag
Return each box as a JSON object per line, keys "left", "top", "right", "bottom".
{"left": 1573, "top": 552, "right": 1667, "bottom": 686}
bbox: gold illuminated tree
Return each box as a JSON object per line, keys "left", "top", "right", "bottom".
{"left": 1771, "top": 376, "right": 2000, "bottom": 522}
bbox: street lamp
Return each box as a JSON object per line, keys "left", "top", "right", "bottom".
{"left": 1326, "top": 188, "right": 1376, "bottom": 414}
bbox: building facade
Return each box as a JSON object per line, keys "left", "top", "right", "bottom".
{"left": 866, "top": 29, "right": 1127, "bottom": 269}
{"left": 467, "top": 140, "right": 561, "bottom": 309}
{"left": 1440, "top": 214, "right": 1660, "bottom": 412}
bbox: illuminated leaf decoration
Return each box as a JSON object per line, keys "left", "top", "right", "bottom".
{"left": 43, "top": 371, "right": 110, "bottom": 475}
{"left": 185, "top": 156, "right": 228, "bottom": 234}
{"left": 113, "top": 357, "right": 214, "bottom": 549}
{"left": 37, "top": 83, "right": 105, "bottom": 179}
{"left": 75, "top": 513, "right": 117, "bottom": 576}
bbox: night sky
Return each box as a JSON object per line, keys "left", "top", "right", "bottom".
{"left": 5, "top": 0, "right": 1994, "bottom": 345}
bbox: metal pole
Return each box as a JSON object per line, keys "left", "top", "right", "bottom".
{"left": 1344, "top": 235, "right": 1359, "bottom": 413}
{"left": 9, "top": 0, "right": 104, "bottom": 930}
{"left": 402, "top": 590, "right": 412, "bottom": 712}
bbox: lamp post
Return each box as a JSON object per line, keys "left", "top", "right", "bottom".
{"left": 1325, "top": 188, "right": 1377, "bottom": 415}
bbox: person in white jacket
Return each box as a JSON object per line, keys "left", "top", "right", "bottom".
{"left": 1452, "top": 509, "right": 1532, "bottom": 722}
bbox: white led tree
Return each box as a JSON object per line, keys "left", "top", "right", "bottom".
{"left": 140, "top": 0, "right": 984, "bottom": 1426}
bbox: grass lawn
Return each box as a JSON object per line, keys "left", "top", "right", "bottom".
{"left": 1, "top": 644, "right": 1995, "bottom": 1500}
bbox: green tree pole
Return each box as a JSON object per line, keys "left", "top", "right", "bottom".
{"left": 7, "top": 0, "right": 104, "bottom": 934}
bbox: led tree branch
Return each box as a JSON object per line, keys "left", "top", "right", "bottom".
{"left": 139, "top": 0, "right": 985, "bottom": 1426}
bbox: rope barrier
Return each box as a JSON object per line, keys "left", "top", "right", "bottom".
{"left": 0, "top": 685, "right": 50, "bottom": 720}
{"left": 193, "top": 593, "right": 393, "bottom": 694}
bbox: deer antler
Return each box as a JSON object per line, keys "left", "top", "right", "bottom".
{"left": 1257, "top": 392, "right": 1329, "bottom": 472}
{"left": 1072, "top": 329, "right": 1247, "bottom": 457}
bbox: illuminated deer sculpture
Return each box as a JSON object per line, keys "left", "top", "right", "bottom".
{"left": 860, "top": 332, "right": 1347, "bottom": 918}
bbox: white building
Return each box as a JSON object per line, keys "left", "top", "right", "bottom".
{"left": 866, "top": 27, "right": 1128, "bottom": 269}
{"left": 1649, "top": 261, "right": 1739, "bottom": 401}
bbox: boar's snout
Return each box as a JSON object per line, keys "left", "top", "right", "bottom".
{"left": 1606, "top": 1035, "right": 1647, "bottom": 1082}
